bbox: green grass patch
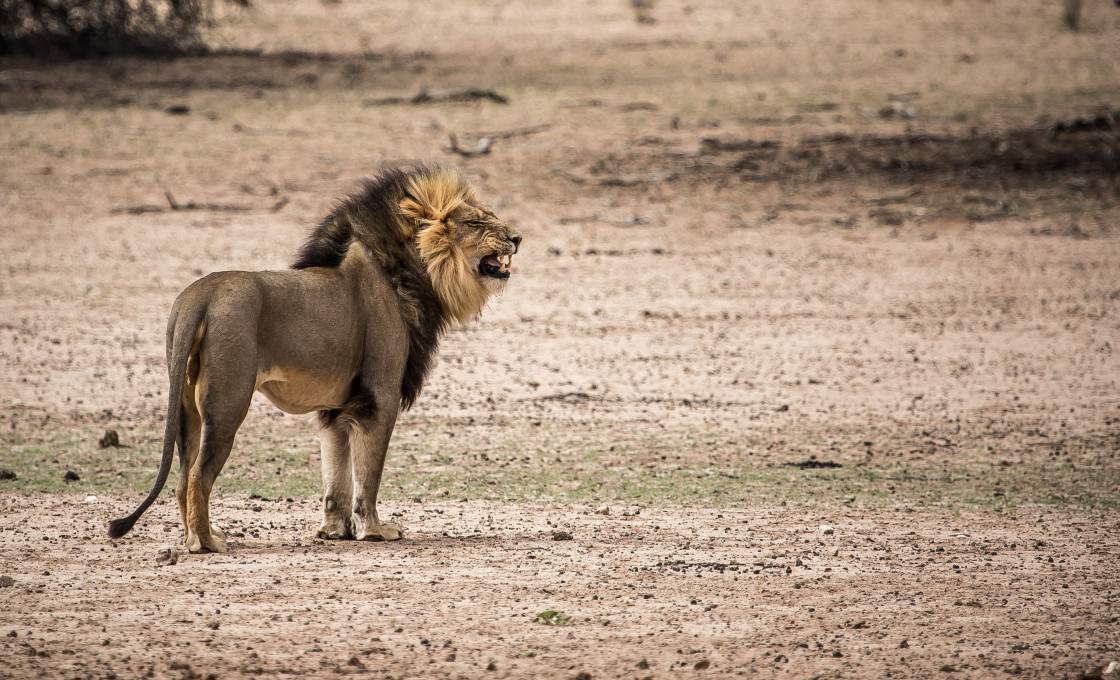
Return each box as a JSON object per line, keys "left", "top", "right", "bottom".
{"left": 0, "top": 426, "right": 321, "bottom": 500}
{"left": 532, "top": 610, "right": 572, "bottom": 626}
{"left": 3, "top": 419, "right": 1117, "bottom": 513}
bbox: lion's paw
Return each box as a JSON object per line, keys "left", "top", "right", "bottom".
{"left": 353, "top": 521, "right": 403, "bottom": 542}
{"left": 316, "top": 517, "right": 353, "bottom": 540}
{"left": 185, "top": 530, "right": 201, "bottom": 553}
{"left": 185, "top": 528, "right": 228, "bottom": 554}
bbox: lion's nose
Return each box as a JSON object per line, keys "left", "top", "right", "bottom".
{"left": 510, "top": 234, "right": 522, "bottom": 253}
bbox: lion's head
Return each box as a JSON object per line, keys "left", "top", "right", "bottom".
{"left": 399, "top": 166, "right": 523, "bottom": 324}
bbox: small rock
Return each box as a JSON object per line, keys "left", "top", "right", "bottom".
{"left": 820, "top": 525, "right": 835, "bottom": 535}
{"left": 552, "top": 530, "right": 573, "bottom": 541}
{"left": 595, "top": 506, "right": 610, "bottom": 515}
{"left": 63, "top": 471, "right": 79, "bottom": 482}
{"left": 0, "top": 469, "right": 16, "bottom": 481}
{"left": 486, "top": 661, "right": 497, "bottom": 671}
{"left": 694, "top": 659, "right": 711, "bottom": 670}
{"left": 0, "top": 575, "right": 14, "bottom": 588}
{"left": 84, "top": 495, "right": 98, "bottom": 504}
{"left": 98, "top": 430, "right": 120, "bottom": 448}
{"left": 347, "top": 656, "right": 364, "bottom": 668}
{"left": 879, "top": 101, "right": 918, "bottom": 119}
{"left": 636, "top": 659, "right": 650, "bottom": 669}
{"left": 156, "top": 548, "right": 179, "bottom": 567}
{"left": 207, "top": 621, "right": 220, "bottom": 630}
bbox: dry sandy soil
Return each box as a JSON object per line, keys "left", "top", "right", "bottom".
{"left": 2, "top": 1, "right": 1120, "bottom": 678}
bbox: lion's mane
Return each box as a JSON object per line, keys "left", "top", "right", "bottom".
{"left": 292, "top": 165, "right": 477, "bottom": 412}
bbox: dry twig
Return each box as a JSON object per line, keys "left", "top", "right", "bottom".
{"left": 366, "top": 88, "right": 509, "bottom": 106}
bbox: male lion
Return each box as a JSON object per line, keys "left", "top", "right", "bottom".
{"left": 108, "top": 164, "right": 522, "bottom": 553}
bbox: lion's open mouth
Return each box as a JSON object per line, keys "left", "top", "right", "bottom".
{"left": 479, "top": 254, "right": 512, "bottom": 280}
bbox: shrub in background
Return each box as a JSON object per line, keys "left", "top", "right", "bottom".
{"left": 0, "top": 0, "right": 246, "bottom": 58}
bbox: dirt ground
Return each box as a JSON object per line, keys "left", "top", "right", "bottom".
{"left": 2, "top": 1, "right": 1120, "bottom": 678}
{"left": 1, "top": 496, "right": 1118, "bottom": 680}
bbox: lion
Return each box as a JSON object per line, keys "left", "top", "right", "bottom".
{"left": 108, "top": 164, "right": 522, "bottom": 553}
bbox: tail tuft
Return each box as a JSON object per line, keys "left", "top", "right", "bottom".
{"left": 107, "top": 517, "right": 135, "bottom": 539}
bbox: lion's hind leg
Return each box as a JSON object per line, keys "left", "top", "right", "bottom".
{"left": 184, "top": 351, "right": 255, "bottom": 554}
{"left": 175, "top": 393, "right": 203, "bottom": 548}
{"left": 185, "top": 417, "right": 246, "bottom": 554}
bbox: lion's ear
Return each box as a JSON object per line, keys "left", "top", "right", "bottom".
{"left": 400, "top": 196, "right": 454, "bottom": 247}
{"left": 399, "top": 196, "right": 435, "bottom": 223}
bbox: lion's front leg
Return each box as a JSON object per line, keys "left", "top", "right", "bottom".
{"left": 316, "top": 419, "right": 354, "bottom": 540}
{"left": 349, "top": 408, "right": 403, "bottom": 542}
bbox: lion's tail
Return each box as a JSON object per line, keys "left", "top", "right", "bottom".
{"left": 108, "top": 295, "right": 206, "bottom": 540}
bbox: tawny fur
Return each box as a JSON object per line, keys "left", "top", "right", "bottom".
{"left": 108, "top": 164, "right": 521, "bottom": 553}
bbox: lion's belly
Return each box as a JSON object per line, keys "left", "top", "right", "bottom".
{"left": 256, "top": 367, "right": 352, "bottom": 415}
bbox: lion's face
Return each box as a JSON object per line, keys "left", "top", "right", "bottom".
{"left": 400, "top": 166, "right": 523, "bottom": 323}
{"left": 450, "top": 203, "right": 523, "bottom": 290}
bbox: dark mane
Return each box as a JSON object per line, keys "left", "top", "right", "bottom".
{"left": 293, "top": 166, "right": 447, "bottom": 411}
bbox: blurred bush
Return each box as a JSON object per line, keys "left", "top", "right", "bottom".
{"left": 0, "top": 0, "right": 247, "bottom": 58}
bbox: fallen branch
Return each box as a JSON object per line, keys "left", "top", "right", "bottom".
{"left": 445, "top": 134, "right": 493, "bottom": 158}
{"left": 164, "top": 191, "right": 251, "bottom": 212}
{"left": 366, "top": 88, "right": 509, "bottom": 106}
{"left": 111, "top": 191, "right": 252, "bottom": 215}
{"left": 232, "top": 122, "right": 307, "bottom": 137}
{"left": 863, "top": 187, "right": 921, "bottom": 204}
{"left": 557, "top": 213, "right": 609, "bottom": 224}
{"left": 478, "top": 123, "right": 551, "bottom": 140}
{"left": 597, "top": 170, "right": 678, "bottom": 186}
{"left": 442, "top": 124, "right": 550, "bottom": 158}
{"left": 701, "top": 137, "right": 781, "bottom": 153}
{"left": 556, "top": 170, "right": 678, "bottom": 186}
